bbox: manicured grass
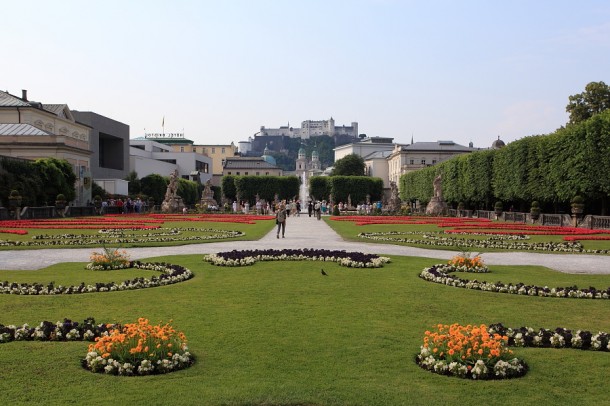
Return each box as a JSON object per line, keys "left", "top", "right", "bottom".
{"left": 0, "top": 219, "right": 275, "bottom": 250}
{"left": 1, "top": 254, "right": 609, "bottom": 405}
{"left": 325, "top": 217, "right": 610, "bottom": 253}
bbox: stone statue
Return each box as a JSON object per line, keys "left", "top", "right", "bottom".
{"left": 161, "top": 169, "right": 186, "bottom": 213}
{"left": 387, "top": 181, "right": 401, "bottom": 213}
{"left": 426, "top": 173, "right": 448, "bottom": 215}
{"left": 433, "top": 174, "right": 442, "bottom": 199}
{"left": 199, "top": 179, "right": 218, "bottom": 210}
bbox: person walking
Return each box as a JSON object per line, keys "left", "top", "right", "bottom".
{"left": 276, "top": 203, "right": 287, "bottom": 238}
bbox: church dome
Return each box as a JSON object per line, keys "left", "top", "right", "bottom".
{"left": 262, "top": 144, "right": 276, "bottom": 165}
{"left": 492, "top": 136, "right": 506, "bottom": 149}
{"left": 298, "top": 146, "right": 306, "bottom": 159}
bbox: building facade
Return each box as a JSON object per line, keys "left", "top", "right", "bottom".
{"left": 130, "top": 139, "right": 212, "bottom": 184}
{"left": 71, "top": 111, "right": 130, "bottom": 196}
{"left": 386, "top": 141, "right": 479, "bottom": 184}
{"left": 140, "top": 134, "right": 238, "bottom": 185}
{"left": 222, "top": 156, "right": 283, "bottom": 177}
{"left": 0, "top": 90, "right": 92, "bottom": 204}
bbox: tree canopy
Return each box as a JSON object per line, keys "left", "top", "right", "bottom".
{"left": 332, "top": 154, "right": 365, "bottom": 176}
{"left": 566, "top": 81, "right": 610, "bottom": 124}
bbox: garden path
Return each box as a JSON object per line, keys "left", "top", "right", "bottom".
{"left": 0, "top": 214, "right": 609, "bottom": 274}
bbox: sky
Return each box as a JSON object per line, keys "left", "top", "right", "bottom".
{"left": 3, "top": 0, "right": 610, "bottom": 149}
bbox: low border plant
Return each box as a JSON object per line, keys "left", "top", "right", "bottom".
{"left": 0, "top": 261, "right": 193, "bottom": 295}
{"left": 204, "top": 248, "right": 391, "bottom": 268}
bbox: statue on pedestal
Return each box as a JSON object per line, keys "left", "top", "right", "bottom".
{"left": 387, "top": 181, "right": 402, "bottom": 213}
{"left": 426, "top": 174, "right": 448, "bottom": 215}
{"left": 161, "top": 169, "right": 186, "bottom": 213}
{"left": 199, "top": 180, "right": 218, "bottom": 210}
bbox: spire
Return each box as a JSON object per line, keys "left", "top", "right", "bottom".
{"left": 411, "top": 133, "right": 414, "bottom": 144}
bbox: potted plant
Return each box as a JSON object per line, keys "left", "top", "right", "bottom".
{"left": 530, "top": 201, "right": 541, "bottom": 221}
{"left": 8, "top": 190, "right": 22, "bottom": 208}
{"left": 571, "top": 195, "right": 585, "bottom": 215}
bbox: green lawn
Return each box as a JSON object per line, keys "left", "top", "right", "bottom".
{"left": 1, "top": 255, "right": 609, "bottom": 405}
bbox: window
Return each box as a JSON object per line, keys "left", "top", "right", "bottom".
{"left": 228, "top": 172, "right": 232, "bottom": 175}
{"left": 409, "top": 159, "right": 414, "bottom": 165}
{"left": 256, "top": 172, "right": 260, "bottom": 175}
{"left": 245, "top": 172, "right": 249, "bottom": 175}
{"left": 236, "top": 172, "right": 240, "bottom": 175}
{"left": 421, "top": 159, "right": 426, "bottom": 165}
{"left": 265, "top": 172, "right": 269, "bottom": 175}
{"left": 212, "top": 147, "right": 216, "bottom": 153}
{"left": 222, "top": 147, "right": 225, "bottom": 153}
{"left": 203, "top": 148, "right": 207, "bottom": 153}
{"left": 180, "top": 147, "right": 184, "bottom": 152}
{"left": 432, "top": 159, "right": 437, "bottom": 164}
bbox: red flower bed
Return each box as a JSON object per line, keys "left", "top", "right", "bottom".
{"left": 148, "top": 214, "right": 275, "bottom": 224}
{"left": 331, "top": 216, "right": 491, "bottom": 226}
{"left": 333, "top": 216, "right": 610, "bottom": 239}
{"left": 0, "top": 229, "right": 28, "bottom": 235}
{"left": 0, "top": 213, "right": 275, "bottom": 231}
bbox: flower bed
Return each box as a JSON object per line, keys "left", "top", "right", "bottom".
{"left": 0, "top": 317, "right": 195, "bottom": 376}
{"left": 204, "top": 249, "right": 391, "bottom": 268}
{"left": 488, "top": 323, "right": 610, "bottom": 351}
{"left": 416, "top": 323, "right": 527, "bottom": 379}
{"left": 83, "top": 318, "right": 194, "bottom": 376}
{"left": 0, "top": 261, "right": 193, "bottom": 295}
{"left": 358, "top": 231, "right": 610, "bottom": 253}
{"left": 86, "top": 247, "right": 131, "bottom": 270}
{"left": 0, "top": 227, "right": 245, "bottom": 247}
{"left": 419, "top": 264, "right": 610, "bottom": 299}
{"left": 0, "top": 317, "right": 109, "bottom": 343}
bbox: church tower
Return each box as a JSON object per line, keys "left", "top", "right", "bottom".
{"left": 295, "top": 144, "right": 307, "bottom": 177}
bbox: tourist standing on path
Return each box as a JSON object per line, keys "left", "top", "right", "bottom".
{"left": 308, "top": 201, "right": 313, "bottom": 217}
{"left": 276, "top": 203, "right": 287, "bottom": 238}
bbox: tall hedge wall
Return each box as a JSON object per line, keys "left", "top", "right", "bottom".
{"left": 222, "top": 176, "right": 300, "bottom": 204}
{"left": 309, "top": 176, "right": 383, "bottom": 203}
{"left": 399, "top": 110, "right": 610, "bottom": 214}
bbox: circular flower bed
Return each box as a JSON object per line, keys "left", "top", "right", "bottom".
{"left": 83, "top": 318, "right": 194, "bottom": 376}
{"left": 416, "top": 323, "right": 528, "bottom": 379}
{"left": 204, "top": 248, "right": 391, "bottom": 268}
{"left": 419, "top": 263, "right": 610, "bottom": 299}
{"left": 0, "top": 261, "right": 193, "bottom": 295}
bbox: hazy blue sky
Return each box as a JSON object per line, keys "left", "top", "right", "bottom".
{"left": 3, "top": 0, "right": 609, "bottom": 148}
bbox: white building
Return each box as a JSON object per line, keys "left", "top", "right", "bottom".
{"left": 333, "top": 136, "right": 395, "bottom": 161}
{"left": 386, "top": 141, "right": 479, "bottom": 185}
{"left": 260, "top": 117, "right": 358, "bottom": 140}
{"left": 130, "top": 139, "right": 212, "bottom": 184}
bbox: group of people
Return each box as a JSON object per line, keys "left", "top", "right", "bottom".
{"left": 87, "top": 197, "right": 147, "bottom": 214}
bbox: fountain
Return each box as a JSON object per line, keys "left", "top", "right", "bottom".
{"left": 299, "top": 172, "right": 309, "bottom": 212}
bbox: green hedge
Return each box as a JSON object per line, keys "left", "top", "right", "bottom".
{"left": 399, "top": 110, "right": 610, "bottom": 214}
{"left": 309, "top": 176, "right": 383, "bottom": 203}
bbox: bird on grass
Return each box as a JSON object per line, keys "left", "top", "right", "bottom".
{"left": 321, "top": 269, "right": 328, "bottom": 276}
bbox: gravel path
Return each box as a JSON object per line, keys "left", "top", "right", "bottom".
{"left": 1, "top": 215, "right": 609, "bottom": 274}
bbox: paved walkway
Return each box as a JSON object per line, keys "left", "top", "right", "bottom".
{"left": 1, "top": 214, "right": 609, "bottom": 274}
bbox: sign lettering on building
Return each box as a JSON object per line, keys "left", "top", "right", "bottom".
{"left": 144, "top": 133, "right": 185, "bottom": 139}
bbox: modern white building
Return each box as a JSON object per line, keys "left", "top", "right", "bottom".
{"left": 130, "top": 139, "right": 212, "bottom": 184}
{"left": 260, "top": 117, "right": 358, "bottom": 140}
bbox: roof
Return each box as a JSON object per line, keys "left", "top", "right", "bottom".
{"left": 224, "top": 157, "right": 279, "bottom": 169}
{"left": 0, "top": 91, "right": 30, "bottom": 107}
{"left": 0, "top": 123, "right": 53, "bottom": 136}
{"left": 363, "top": 150, "right": 393, "bottom": 160}
{"left": 403, "top": 141, "right": 474, "bottom": 152}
